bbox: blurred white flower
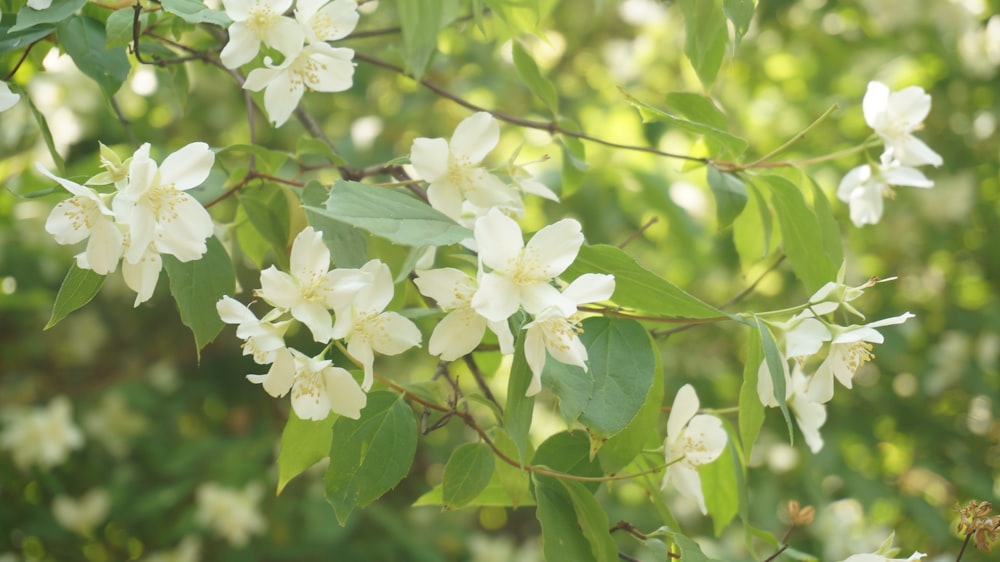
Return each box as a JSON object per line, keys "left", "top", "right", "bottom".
{"left": 522, "top": 273, "right": 615, "bottom": 396}
{"left": 220, "top": 0, "right": 303, "bottom": 69}
{"left": 0, "top": 396, "right": 84, "bottom": 470}
{"left": 413, "top": 267, "right": 514, "bottom": 361}
{"left": 0, "top": 81, "right": 19, "bottom": 112}
{"left": 84, "top": 392, "right": 148, "bottom": 457}
{"left": 863, "top": 81, "right": 942, "bottom": 167}
{"left": 247, "top": 347, "right": 366, "bottom": 420}
{"left": 410, "top": 112, "right": 521, "bottom": 221}
{"left": 243, "top": 43, "right": 355, "bottom": 127}
{"left": 662, "top": 384, "right": 727, "bottom": 515}
{"left": 471, "top": 208, "right": 584, "bottom": 323}
{"left": 52, "top": 488, "right": 111, "bottom": 537}
{"left": 837, "top": 155, "right": 933, "bottom": 227}
{"left": 139, "top": 536, "right": 201, "bottom": 562}
{"left": 195, "top": 482, "right": 266, "bottom": 547}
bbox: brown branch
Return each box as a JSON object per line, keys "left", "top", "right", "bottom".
{"left": 353, "top": 52, "right": 707, "bottom": 165}
{"left": 577, "top": 305, "right": 728, "bottom": 325}
{"left": 3, "top": 40, "right": 38, "bottom": 82}
{"left": 617, "top": 217, "right": 659, "bottom": 249}
{"left": 462, "top": 355, "right": 503, "bottom": 415}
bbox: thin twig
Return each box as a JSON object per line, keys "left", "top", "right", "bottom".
{"left": 617, "top": 217, "right": 659, "bottom": 249}
{"left": 955, "top": 533, "right": 973, "bottom": 562}
{"left": 2, "top": 41, "right": 37, "bottom": 82}
{"left": 108, "top": 96, "right": 137, "bottom": 147}
{"left": 462, "top": 355, "right": 503, "bottom": 415}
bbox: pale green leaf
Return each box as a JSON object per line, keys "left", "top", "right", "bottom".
{"left": 627, "top": 92, "right": 747, "bottom": 157}
{"left": 563, "top": 244, "right": 724, "bottom": 319}
{"left": 277, "top": 411, "right": 334, "bottom": 495}
{"left": 398, "top": 0, "right": 445, "bottom": 79}
{"left": 699, "top": 434, "right": 740, "bottom": 535}
{"left": 442, "top": 442, "right": 495, "bottom": 509}
{"left": 663, "top": 92, "right": 729, "bottom": 130}
{"left": 755, "top": 316, "right": 795, "bottom": 442}
{"left": 512, "top": 41, "right": 559, "bottom": 117}
{"left": 678, "top": 0, "right": 728, "bottom": 88}
{"left": 105, "top": 8, "right": 136, "bottom": 49}
{"left": 491, "top": 429, "right": 532, "bottom": 507}
{"left": 707, "top": 167, "right": 747, "bottom": 228}
{"left": 531, "top": 431, "right": 602, "bottom": 492}
{"left": 304, "top": 180, "right": 472, "bottom": 247}
{"left": 504, "top": 337, "right": 535, "bottom": 464}
{"left": 325, "top": 392, "right": 417, "bottom": 525}
{"left": 161, "top": 0, "right": 230, "bottom": 26}
{"left": 533, "top": 475, "right": 601, "bottom": 562}
{"left": 738, "top": 331, "right": 765, "bottom": 463}
{"left": 45, "top": 264, "right": 105, "bottom": 330}
{"left": 598, "top": 341, "right": 663, "bottom": 473}
{"left": 10, "top": 0, "right": 86, "bottom": 32}
{"left": 558, "top": 479, "right": 619, "bottom": 562}
{"left": 301, "top": 181, "right": 368, "bottom": 269}
{"left": 724, "top": 0, "right": 756, "bottom": 48}
{"left": 162, "top": 236, "right": 235, "bottom": 355}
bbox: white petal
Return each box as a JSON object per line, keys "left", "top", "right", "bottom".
{"left": 36, "top": 163, "right": 95, "bottom": 199}
{"left": 304, "top": 46, "right": 355, "bottom": 92}
{"left": 667, "top": 464, "right": 708, "bottom": 515}
{"left": 243, "top": 64, "right": 281, "bottom": 92}
{"left": 666, "top": 384, "right": 699, "bottom": 440}
{"left": 522, "top": 218, "right": 584, "bottom": 279}
{"left": 263, "top": 72, "right": 303, "bottom": 127}
{"left": 258, "top": 267, "right": 302, "bottom": 309}
{"left": 784, "top": 317, "right": 831, "bottom": 358}
{"left": 85, "top": 218, "right": 124, "bottom": 275}
{"left": 865, "top": 311, "right": 915, "bottom": 329}
{"left": 523, "top": 326, "right": 546, "bottom": 396}
{"left": 429, "top": 309, "right": 487, "bottom": 360}
{"left": 561, "top": 273, "right": 615, "bottom": 305}
{"left": 545, "top": 329, "right": 588, "bottom": 371}
{"left": 848, "top": 183, "right": 884, "bottom": 227}
{"left": 223, "top": 0, "right": 253, "bottom": 20}
{"left": 368, "top": 312, "right": 422, "bottom": 355}
{"left": 289, "top": 227, "right": 331, "bottom": 282}
{"left": 291, "top": 371, "right": 331, "bottom": 421}
{"left": 684, "top": 415, "right": 727, "bottom": 463}
{"left": 121, "top": 251, "right": 162, "bottom": 307}
{"left": 291, "top": 301, "right": 334, "bottom": 343}
{"left": 220, "top": 23, "right": 261, "bottom": 69}
{"left": 354, "top": 259, "right": 394, "bottom": 314}
{"left": 426, "top": 178, "right": 464, "bottom": 220}
{"left": 413, "top": 268, "right": 476, "bottom": 309}
{"left": 474, "top": 208, "right": 524, "bottom": 274}
{"left": 791, "top": 394, "right": 826, "bottom": 453}
{"left": 882, "top": 165, "right": 933, "bottom": 188}
{"left": 217, "top": 296, "right": 256, "bottom": 325}
{"left": 836, "top": 164, "right": 871, "bottom": 202}
{"left": 520, "top": 282, "right": 575, "bottom": 317}
{"left": 449, "top": 112, "right": 499, "bottom": 164}
{"left": 153, "top": 194, "right": 213, "bottom": 260}
{"left": 313, "top": 0, "right": 359, "bottom": 41}
{"left": 323, "top": 366, "right": 366, "bottom": 419}
{"left": 46, "top": 198, "right": 97, "bottom": 245}
{"left": 471, "top": 272, "right": 521, "bottom": 323}
{"left": 0, "top": 81, "right": 19, "bottom": 112}
{"left": 410, "top": 137, "right": 450, "bottom": 183}
{"left": 253, "top": 348, "right": 295, "bottom": 397}
{"left": 487, "top": 319, "right": 514, "bottom": 355}
{"left": 159, "top": 142, "right": 214, "bottom": 191}
{"left": 893, "top": 135, "right": 943, "bottom": 167}
{"left": 862, "top": 81, "right": 889, "bottom": 131}
{"left": 262, "top": 16, "right": 305, "bottom": 57}
{"left": 346, "top": 338, "right": 375, "bottom": 391}
{"left": 888, "top": 86, "right": 931, "bottom": 127}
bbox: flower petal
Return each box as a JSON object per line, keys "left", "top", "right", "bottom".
{"left": 289, "top": 227, "right": 331, "bottom": 282}
{"left": 522, "top": 218, "right": 584, "bottom": 279}
{"left": 471, "top": 272, "right": 521, "bottom": 323}
{"left": 258, "top": 267, "right": 301, "bottom": 309}
{"left": 291, "top": 301, "right": 334, "bottom": 343}
{"left": 368, "top": 312, "right": 422, "bottom": 356}
{"left": 323, "top": 366, "right": 366, "bottom": 419}
{"left": 862, "top": 81, "right": 889, "bottom": 131}
{"left": 263, "top": 71, "right": 303, "bottom": 127}
{"left": 888, "top": 86, "right": 931, "bottom": 127}
{"left": 121, "top": 250, "right": 161, "bottom": 307}
{"left": 449, "top": 112, "right": 499, "bottom": 164}
{"left": 159, "top": 142, "right": 214, "bottom": 191}
{"left": 666, "top": 384, "right": 699, "bottom": 440}
{"left": 523, "top": 326, "right": 546, "bottom": 396}
{"left": 413, "top": 267, "right": 476, "bottom": 309}
{"left": 305, "top": 46, "right": 355, "bottom": 92}
{"left": 220, "top": 23, "right": 261, "bottom": 69}
{"left": 475, "top": 208, "right": 524, "bottom": 274}
{"left": 85, "top": 217, "right": 123, "bottom": 275}
{"left": 410, "top": 137, "right": 450, "bottom": 183}
{"left": 561, "top": 273, "right": 615, "bottom": 305}
{"left": 429, "top": 308, "right": 487, "bottom": 360}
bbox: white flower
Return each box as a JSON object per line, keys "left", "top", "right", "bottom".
{"left": 788, "top": 365, "right": 827, "bottom": 453}
{"left": 807, "top": 312, "right": 915, "bottom": 403}
{"left": 807, "top": 267, "right": 891, "bottom": 318}
{"left": 331, "top": 260, "right": 422, "bottom": 391}
{"left": 837, "top": 155, "right": 933, "bottom": 227}
{"left": 413, "top": 267, "right": 514, "bottom": 361}
{"left": 220, "top": 0, "right": 303, "bottom": 69}
{"left": 522, "top": 273, "right": 615, "bottom": 396}
{"left": 863, "top": 81, "right": 942, "bottom": 167}
{"left": 295, "top": 0, "right": 358, "bottom": 44}
{"left": 195, "top": 482, "right": 266, "bottom": 547}
{"left": 255, "top": 226, "right": 349, "bottom": 343}
{"left": 0, "top": 81, "right": 19, "bottom": 112}
{"left": 243, "top": 42, "right": 355, "bottom": 127}
{"left": 37, "top": 164, "right": 124, "bottom": 276}
{"left": 247, "top": 347, "right": 366, "bottom": 420}
{"left": 0, "top": 396, "right": 84, "bottom": 471}
{"left": 120, "top": 242, "right": 163, "bottom": 307}
{"left": 471, "top": 208, "right": 584, "bottom": 323}
{"left": 217, "top": 296, "right": 289, "bottom": 364}
{"left": 138, "top": 537, "right": 201, "bottom": 562}
{"left": 661, "top": 384, "right": 727, "bottom": 515}
{"left": 114, "top": 142, "right": 215, "bottom": 264}
{"left": 410, "top": 112, "right": 521, "bottom": 221}
{"left": 52, "top": 489, "right": 111, "bottom": 537}
{"left": 83, "top": 393, "right": 148, "bottom": 458}
{"left": 86, "top": 143, "right": 131, "bottom": 190}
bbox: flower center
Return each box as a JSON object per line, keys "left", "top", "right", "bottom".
{"left": 843, "top": 342, "right": 874, "bottom": 374}
{"left": 247, "top": 7, "right": 275, "bottom": 36}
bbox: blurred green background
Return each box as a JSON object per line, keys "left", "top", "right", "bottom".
{"left": 1, "top": 0, "right": 998, "bottom": 560}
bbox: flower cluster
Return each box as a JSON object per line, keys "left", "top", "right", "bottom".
{"left": 195, "top": 482, "right": 266, "bottom": 547}
{"left": 0, "top": 396, "right": 84, "bottom": 471}
{"left": 217, "top": 226, "right": 421, "bottom": 420}
{"left": 415, "top": 208, "right": 615, "bottom": 396}
{"left": 756, "top": 272, "right": 913, "bottom": 452}
{"left": 410, "top": 112, "right": 559, "bottom": 227}
{"left": 221, "top": 0, "right": 359, "bottom": 126}
{"left": 38, "top": 142, "right": 216, "bottom": 306}
{"left": 837, "top": 81, "right": 942, "bottom": 227}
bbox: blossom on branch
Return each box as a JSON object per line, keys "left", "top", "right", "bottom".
{"left": 296, "top": 0, "right": 359, "bottom": 44}
{"left": 220, "top": 0, "right": 304, "bottom": 69}
{"left": 863, "top": 81, "right": 942, "bottom": 167}
{"left": 662, "top": 384, "right": 727, "bottom": 515}
{"left": 837, "top": 155, "right": 933, "bottom": 227}
{"left": 217, "top": 296, "right": 290, "bottom": 364}
{"left": 247, "top": 347, "right": 366, "bottom": 420}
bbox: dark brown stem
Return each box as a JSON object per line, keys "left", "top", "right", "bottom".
{"left": 3, "top": 41, "right": 37, "bottom": 82}
{"left": 955, "top": 532, "right": 973, "bottom": 562}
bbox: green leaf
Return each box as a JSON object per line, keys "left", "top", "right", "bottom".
{"left": 302, "top": 181, "right": 368, "bottom": 269}
{"left": 0, "top": 21, "right": 54, "bottom": 54}
{"left": 581, "top": 318, "right": 655, "bottom": 437}
{"left": 413, "top": 472, "right": 535, "bottom": 508}
{"left": 305, "top": 180, "right": 472, "bottom": 247}
{"left": 598, "top": 341, "right": 663, "bottom": 473}
{"left": 724, "top": 0, "right": 756, "bottom": 48}
{"left": 105, "top": 8, "right": 136, "bottom": 49}
{"left": 809, "top": 177, "right": 843, "bottom": 272}
{"left": 532, "top": 475, "right": 620, "bottom": 561}
{"left": 754, "top": 316, "right": 795, "bottom": 442}
{"left": 504, "top": 336, "right": 535, "bottom": 464}
{"left": 512, "top": 41, "right": 559, "bottom": 117}
{"left": 532, "top": 431, "right": 603, "bottom": 492}
{"left": 161, "top": 0, "right": 230, "bottom": 26}
{"left": 45, "top": 264, "right": 105, "bottom": 329}
{"left": 56, "top": 16, "right": 131, "bottom": 97}
{"left": 277, "top": 411, "right": 334, "bottom": 495}
{"left": 648, "top": 527, "right": 715, "bottom": 562}
{"left": 737, "top": 331, "right": 765, "bottom": 463}
{"left": 758, "top": 174, "right": 838, "bottom": 292}
{"left": 162, "top": 236, "right": 235, "bottom": 355}
{"left": 732, "top": 180, "right": 773, "bottom": 271}
{"left": 707, "top": 167, "right": 747, "bottom": 228}
{"left": 540, "top": 358, "right": 590, "bottom": 427}
{"left": 627, "top": 92, "right": 747, "bottom": 158}
{"left": 563, "top": 244, "right": 724, "bottom": 319}
{"left": 491, "top": 429, "right": 532, "bottom": 507}
{"left": 699, "top": 434, "right": 740, "bottom": 535}
{"left": 663, "top": 92, "right": 729, "bottom": 130}
{"left": 441, "top": 442, "right": 495, "bottom": 509}
{"left": 678, "top": 0, "right": 728, "bottom": 88}
{"left": 398, "top": 0, "right": 444, "bottom": 79}
{"left": 481, "top": 0, "right": 556, "bottom": 39}
{"left": 325, "top": 391, "right": 417, "bottom": 525}
{"left": 10, "top": 0, "right": 87, "bottom": 32}
{"left": 239, "top": 186, "right": 291, "bottom": 252}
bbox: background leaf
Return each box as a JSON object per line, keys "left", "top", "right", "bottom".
{"left": 678, "top": 0, "right": 728, "bottom": 88}
{"left": 163, "top": 236, "right": 235, "bottom": 355}
{"left": 56, "top": 15, "right": 131, "bottom": 97}
{"left": 441, "top": 442, "right": 495, "bottom": 509}
{"left": 512, "top": 41, "right": 559, "bottom": 117}
{"left": 277, "top": 411, "right": 334, "bottom": 495}
{"left": 707, "top": 167, "right": 748, "bottom": 228}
